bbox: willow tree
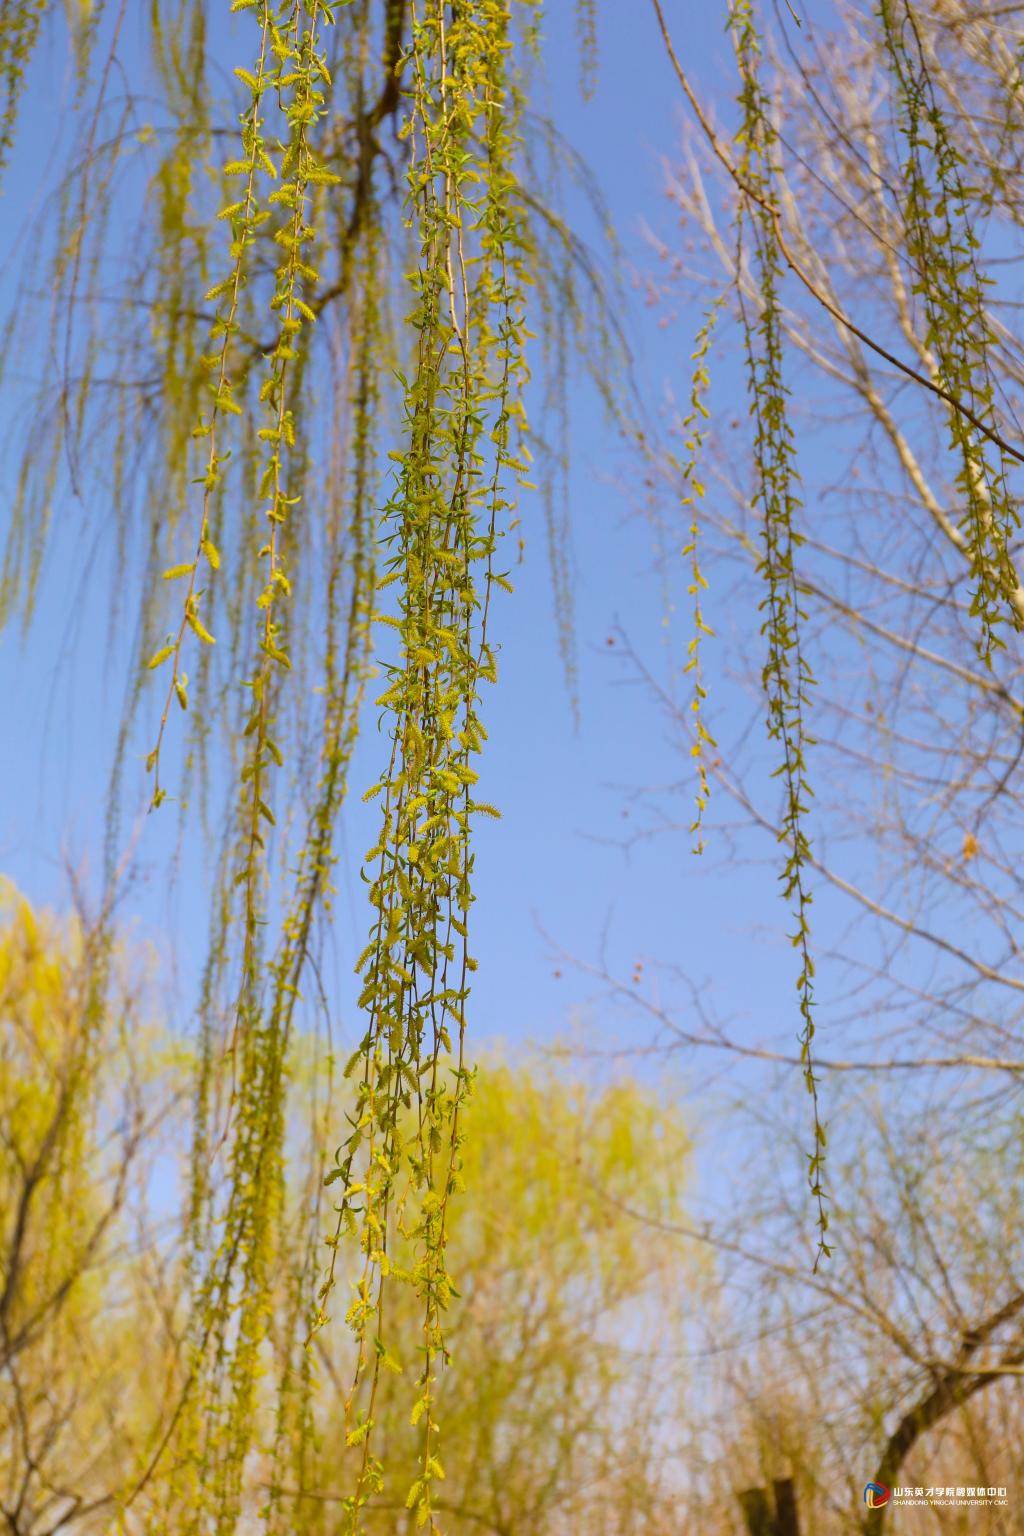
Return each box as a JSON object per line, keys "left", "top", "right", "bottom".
{"left": 0, "top": 1, "right": 616, "bottom": 1528}
{"left": 643, "top": 0, "right": 1024, "bottom": 1273}
{"left": 0, "top": 881, "right": 182, "bottom": 1536}
{"left": 615, "top": 0, "right": 1024, "bottom": 1519}
{"left": 3, "top": 0, "right": 1022, "bottom": 1530}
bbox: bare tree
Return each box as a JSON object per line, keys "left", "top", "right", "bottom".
{"left": 561, "top": 1, "right": 1024, "bottom": 1524}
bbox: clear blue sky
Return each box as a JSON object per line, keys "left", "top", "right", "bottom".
{"left": 0, "top": 3, "right": 845, "bottom": 1196}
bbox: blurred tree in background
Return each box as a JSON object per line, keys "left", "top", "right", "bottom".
{"left": 0, "top": 887, "right": 694, "bottom": 1534}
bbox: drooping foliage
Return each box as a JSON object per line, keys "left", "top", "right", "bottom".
{"left": 4, "top": 0, "right": 1020, "bottom": 1524}
{"left": 0, "top": 888, "right": 695, "bottom": 1533}
{"left": 0, "top": 881, "right": 181, "bottom": 1534}
{"left": 653, "top": 0, "right": 828, "bottom": 1260}
{"left": 311, "top": 4, "right": 534, "bottom": 1523}
{"left": 650, "top": 0, "right": 1024, "bottom": 1266}
{"left": 676, "top": 294, "right": 722, "bottom": 856}
{"left": 730, "top": 0, "right": 826, "bottom": 1264}
{"left": 0, "top": 0, "right": 623, "bottom": 1526}
{"left": 877, "top": 0, "right": 1024, "bottom": 663}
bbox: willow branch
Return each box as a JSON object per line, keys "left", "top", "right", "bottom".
{"left": 649, "top": 0, "right": 1024, "bottom": 468}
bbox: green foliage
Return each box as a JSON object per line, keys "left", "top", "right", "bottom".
{"left": 677, "top": 296, "right": 723, "bottom": 854}
{"left": 0, "top": 1, "right": 612, "bottom": 1527}
{"left": 878, "top": 0, "right": 1023, "bottom": 666}
{"left": 0, "top": 894, "right": 696, "bottom": 1533}
{"left": 731, "top": 0, "right": 828, "bottom": 1266}
{"left": 311, "top": 5, "right": 535, "bottom": 1522}
{"left": 0, "top": 881, "right": 106, "bottom": 1343}
{"left": 330, "top": 1061, "right": 693, "bottom": 1534}
{"left": 575, "top": 0, "right": 597, "bottom": 100}
{"left": 5, "top": 0, "right": 1024, "bottom": 1525}
{"left": 0, "top": 1, "right": 46, "bottom": 175}
{"left": 0, "top": 883, "right": 183, "bottom": 1532}
{"left": 19, "top": 0, "right": 602, "bottom": 1519}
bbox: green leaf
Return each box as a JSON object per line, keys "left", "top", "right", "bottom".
{"left": 186, "top": 613, "right": 216, "bottom": 645}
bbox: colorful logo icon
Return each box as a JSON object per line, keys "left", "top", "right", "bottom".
{"left": 864, "top": 1482, "right": 891, "bottom": 1509}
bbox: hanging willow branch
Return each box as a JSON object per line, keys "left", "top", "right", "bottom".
{"left": 731, "top": 0, "right": 829, "bottom": 1267}
{"left": 0, "top": 0, "right": 46, "bottom": 175}
{"left": 0, "top": 1, "right": 624, "bottom": 1524}
{"left": 677, "top": 295, "right": 723, "bottom": 854}
{"left": 878, "top": 0, "right": 1023, "bottom": 665}
{"left": 145, "top": 4, "right": 274, "bottom": 808}
{"left": 649, "top": 0, "right": 1024, "bottom": 478}
{"left": 649, "top": 0, "right": 1024, "bottom": 1265}
{"left": 308, "top": 0, "right": 532, "bottom": 1527}
{"left": 152, "top": 9, "right": 350, "bottom": 1528}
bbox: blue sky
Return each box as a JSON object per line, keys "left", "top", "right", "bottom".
{"left": 0, "top": 2, "right": 856, "bottom": 1219}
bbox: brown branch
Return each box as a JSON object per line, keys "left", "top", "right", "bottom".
{"left": 558, "top": 953, "right": 1024, "bottom": 1077}
{"left": 648, "top": 0, "right": 1024, "bottom": 470}
{"left": 869, "top": 1290, "right": 1024, "bottom": 1528}
{"left": 0, "top": 1084, "right": 75, "bottom": 1361}
{"left": 261, "top": 1484, "right": 511, "bottom": 1534}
